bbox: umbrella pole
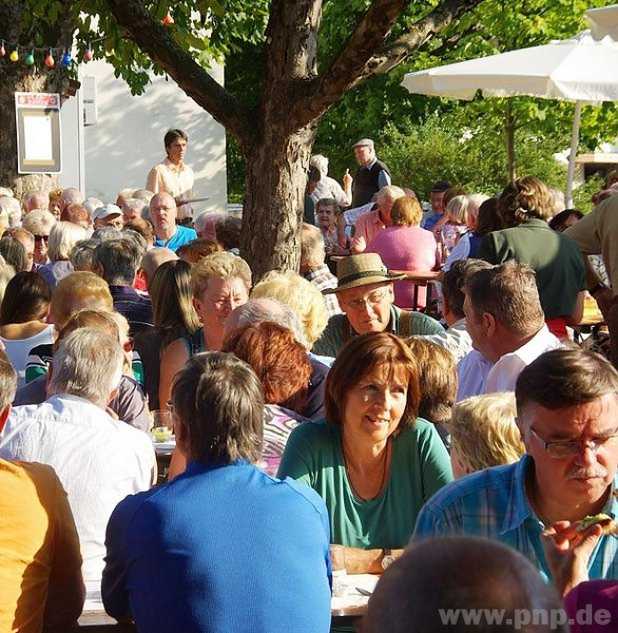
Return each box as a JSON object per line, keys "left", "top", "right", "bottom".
{"left": 566, "top": 101, "right": 583, "bottom": 208}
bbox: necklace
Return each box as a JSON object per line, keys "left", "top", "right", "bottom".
{"left": 342, "top": 440, "right": 391, "bottom": 502}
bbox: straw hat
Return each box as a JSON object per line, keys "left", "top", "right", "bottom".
{"left": 324, "top": 253, "right": 405, "bottom": 294}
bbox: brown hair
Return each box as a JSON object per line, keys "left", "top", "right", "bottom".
{"left": 214, "top": 216, "right": 242, "bottom": 251}
{"left": 0, "top": 271, "right": 50, "bottom": 325}
{"left": 60, "top": 203, "right": 90, "bottom": 226}
{"left": 222, "top": 322, "right": 312, "bottom": 412}
{"left": 406, "top": 338, "right": 456, "bottom": 426}
{"left": 124, "top": 218, "right": 155, "bottom": 246}
{"left": 325, "top": 332, "right": 420, "bottom": 434}
{"left": 391, "top": 197, "right": 423, "bottom": 227}
{"left": 498, "top": 176, "right": 554, "bottom": 227}
{"left": 475, "top": 198, "right": 501, "bottom": 235}
{"left": 465, "top": 261, "right": 544, "bottom": 337}
{"left": 516, "top": 348, "right": 618, "bottom": 414}
{"left": 171, "top": 351, "right": 264, "bottom": 464}
{"left": 443, "top": 186, "right": 466, "bottom": 209}
{"left": 442, "top": 259, "right": 493, "bottom": 319}
{"left": 178, "top": 238, "right": 223, "bottom": 264}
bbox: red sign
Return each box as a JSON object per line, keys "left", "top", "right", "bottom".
{"left": 15, "top": 93, "right": 59, "bottom": 108}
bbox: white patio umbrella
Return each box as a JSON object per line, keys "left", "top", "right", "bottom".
{"left": 402, "top": 6, "right": 618, "bottom": 206}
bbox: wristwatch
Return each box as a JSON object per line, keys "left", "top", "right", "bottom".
{"left": 381, "top": 548, "right": 395, "bottom": 570}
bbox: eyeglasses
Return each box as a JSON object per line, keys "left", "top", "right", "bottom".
{"left": 33, "top": 234, "right": 49, "bottom": 243}
{"left": 346, "top": 288, "right": 389, "bottom": 311}
{"left": 530, "top": 427, "right": 618, "bottom": 459}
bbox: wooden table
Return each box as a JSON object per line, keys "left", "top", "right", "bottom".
{"left": 78, "top": 606, "right": 366, "bottom": 631}
{"left": 389, "top": 269, "right": 441, "bottom": 311}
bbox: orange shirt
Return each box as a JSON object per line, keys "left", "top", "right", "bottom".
{"left": 0, "top": 460, "right": 84, "bottom": 633}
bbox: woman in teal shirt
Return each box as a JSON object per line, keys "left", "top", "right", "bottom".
{"left": 278, "top": 332, "right": 452, "bottom": 572}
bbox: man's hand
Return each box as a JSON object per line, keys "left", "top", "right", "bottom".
{"left": 541, "top": 521, "right": 602, "bottom": 596}
{"left": 350, "top": 235, "right": 366, "bottom": 254}
{"left": 342, "top": 169, "right": 353, "bottom": 190}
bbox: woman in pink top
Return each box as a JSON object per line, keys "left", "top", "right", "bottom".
{"left": 366, "top": 196, "right": 438, "bottom": 309}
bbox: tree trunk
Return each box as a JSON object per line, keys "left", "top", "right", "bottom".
{"left": 0, "top": 69, "right": 62, "bottom": 199}
{"left": 242, "top": 124, "right": 317, "bottom": 280}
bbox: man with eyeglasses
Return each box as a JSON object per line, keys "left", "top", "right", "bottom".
{"left": 414, "top": 348, "right": 618, "bottom": 582}
{"left": 311, "top": 253, "right": 444, "bottom": 358}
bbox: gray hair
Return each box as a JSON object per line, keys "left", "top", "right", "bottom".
{"left": 121, "top": 228, "right": 148, "bottom": 258}
{"left": 48, "top": 328, "right": 124, "bottom": 406}
{"left": 84, "top": 197, "right": 103, "bottom": 218}
{"left": 94, "top": 238, "right": 141, "bottom": 285}
{"left": 310, "top": 154, "right": 329, "bottom": 176}
{"left": 123, "top": 198, "right": 150, "bottom": 220}
{"left": 70, "top": 239, "right": 99, "bottom": 272}
{"left": 376, "top": 185, "right": 405, "bottom": 204}
{"left": 225, "top": 298, "right": 309, "bottom": 349}
{"left": 22, "top": 209, "right": 56, "bottom": 236}
{"left": 0, "top": 196, "right": 20, "bottom": 228}
{"left": 300, "top": 223, "right": 326, "bottom": 268}
{"left": 91, "top": 227, "right": 123, "bottom": 242}
{"left": 22, "top": 190, "right": 49, "bottom": 213}
{"left": 48, "top": 221, "right": 89, "bottom": 261}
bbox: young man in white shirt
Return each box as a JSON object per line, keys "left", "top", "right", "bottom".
{"left": 457, "top": 261, "right": 561, "bottom": 400}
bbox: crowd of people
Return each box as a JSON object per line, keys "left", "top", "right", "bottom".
{"left": 1, "top": 130, "right": 618, "bottom": 633}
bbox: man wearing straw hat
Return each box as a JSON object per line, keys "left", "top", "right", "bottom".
{"left": 312, "top": 253, "right": 444, "bottom": 358}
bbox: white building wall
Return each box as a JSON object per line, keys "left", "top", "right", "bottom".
{"left": 60, "top": 60, "right": 227, "bottom": 215}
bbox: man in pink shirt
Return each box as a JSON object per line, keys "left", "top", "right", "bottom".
{"left": 351, "top": 185, "right": 405, "bottom": 253}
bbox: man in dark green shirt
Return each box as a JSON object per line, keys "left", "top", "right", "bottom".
{"left": 312, "top": 253, "right": 444, "bottom": 357}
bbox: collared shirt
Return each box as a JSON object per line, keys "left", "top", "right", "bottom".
{"left": 304, "top": 265, "right": 342, "bottom": 318}
{"left": 456, "top": 326, "right": 561, "bottom": 401}
{"left": 0, "top": 394, "right": 155, "bottom": 595}
{"left": 102, "top": 460, "right": 332, "bottom": 633}
{"left": 154, "top": 225, "right": 197, "bottom": 252}
{"left": 413, "top": 455, "right": 618, "bottom": 581}
{"left": 146, "top": 158, "right": 194, "bottom": 199}
{"left": 485, "top": 325, "right": 561, "bottom": 393}
{"left": 419, "top": 318, "right": 473, "bottom": 363}
{"left": 109, "top": 285, "right": 154, "bottom": 337}
{"left": 456, "top": 350, "right": 492, "bottom": 401}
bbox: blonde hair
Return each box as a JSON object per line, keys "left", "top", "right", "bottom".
{"left": 449, "top": 393, "right": 524, "bottom": 473}
{"left": 445, "top": 195, "right": 473, "bottom": 226}
{"left": 47, "top": 221, "right": 89, "bottom": 261}
{"left": 251, "top": 270, "right": 328, "bottom": 346}
{"left": 191, "top": 251, "right": 252, "bottom": 298}
{"left": 391, "top": 197, "right": 423, "bottom": 227}
{"left": 51, "top": 272, "right": 113, "bottom": 330}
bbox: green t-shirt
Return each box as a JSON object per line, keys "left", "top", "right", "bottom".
{"left": 277, "top": 419, "right": 453, "bottom": 548}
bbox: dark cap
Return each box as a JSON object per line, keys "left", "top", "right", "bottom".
{"left": 431, "top": 180, "right": 452, "bottom": 193}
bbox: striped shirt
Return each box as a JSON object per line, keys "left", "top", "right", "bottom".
{"left": 303, "top": 265, "right": 342, "bottom": 318}
{"left": 413, "top": 455, "right": 618, "bottom": 581}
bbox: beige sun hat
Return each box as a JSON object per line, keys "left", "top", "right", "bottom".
{"left": 324, "top": 253, "right": 405, "bottom": 295}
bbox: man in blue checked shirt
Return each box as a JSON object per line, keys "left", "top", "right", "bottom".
{"left": 414, "top": 348, "right": 618, "bottom": 582}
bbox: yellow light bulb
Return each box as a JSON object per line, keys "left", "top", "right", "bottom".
{"left": 9, "top": 50, "right": 18, "bottom": 62}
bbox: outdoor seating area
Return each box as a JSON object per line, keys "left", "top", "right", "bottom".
{"left": 2, "top": 2, "right": 618, "bottom": 633}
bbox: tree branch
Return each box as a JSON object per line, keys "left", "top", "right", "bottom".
{"left": 291, "top": 0, "right": 485, "bottom": 129}
{"left": 103, "top": 0, "right": 254, "bottom": 149}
